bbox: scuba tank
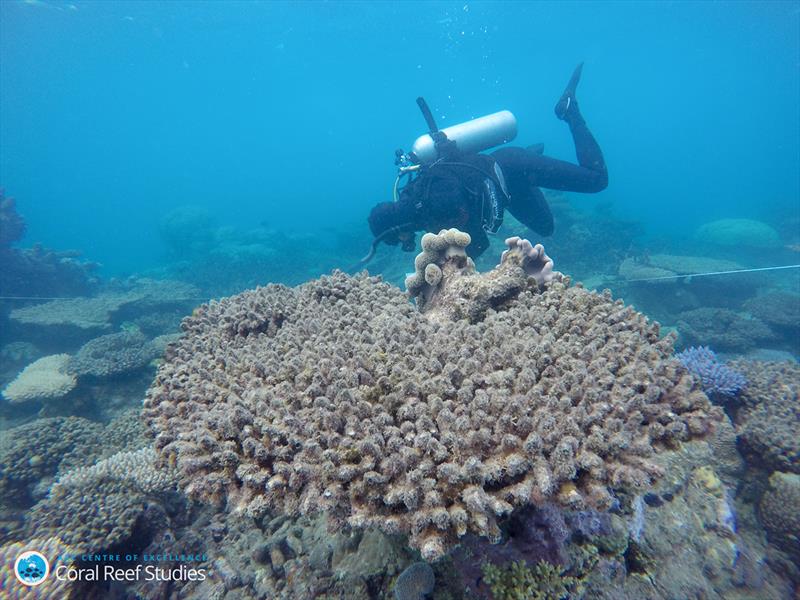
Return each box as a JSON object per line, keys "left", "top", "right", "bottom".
{"left": 408, "top": 103, "right": 517, "bottom": 165}
{"left": 393, "top": 97, "right": 517, "bottom": 200}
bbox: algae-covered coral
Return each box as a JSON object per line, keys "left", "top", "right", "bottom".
{"left": 143, "top": 231, "right": 721, "bottom": 561}
{"left": 481, "top": 560, "right": 578, "bottom": 600}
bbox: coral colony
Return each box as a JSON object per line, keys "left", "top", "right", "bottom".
{"left": 144, "top": 230, "right": 720, "bottom": 561}
{"left": 675, "top": 346, "right": 747, "bottom": 400}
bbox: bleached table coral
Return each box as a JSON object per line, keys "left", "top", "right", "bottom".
{"left": 2, "top": 354, "right": 76, "bottom": 404}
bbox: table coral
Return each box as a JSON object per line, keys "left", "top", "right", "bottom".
{"left": 67, "top": 330, "right": 161, "bottom": 378}
{"left": 143, "top": 231, "right": 720, "bottom": 561}
{"left": 2, "top": 354, "right": 76, "bottom": 404}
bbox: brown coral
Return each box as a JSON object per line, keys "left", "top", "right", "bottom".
{"left": 143, "top": 233, "right": 720, "bottom": 561}
{"left": 730, "top": 360, "right": 800, "bottom": 473}
{"left": 760, "top": 471, "right": 800, "bottom": 562}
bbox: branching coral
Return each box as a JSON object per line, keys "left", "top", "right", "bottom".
{"left": 675, "top": 346, "right": 747, "bottom": 401}
{"left": 143, "top": 230, "right": 720, "bottom": 561}
{"left": 481, "top": 560, "right": 578, "bottom": 600}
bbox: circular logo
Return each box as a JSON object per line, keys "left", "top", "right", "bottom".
{"left": 14, "top": 551, "right": 49, "bottom": 586}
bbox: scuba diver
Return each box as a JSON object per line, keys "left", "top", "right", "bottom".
{"left": 362, "top": 63, "right": 607, "bottom": 263}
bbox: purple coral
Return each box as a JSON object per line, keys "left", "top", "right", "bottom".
{"left": 675, "top": 346, "right": 747, "bottom": 400}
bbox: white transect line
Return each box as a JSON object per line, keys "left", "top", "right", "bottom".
{"left": 622, "top": 264, "right": 800, "bottom": 283}
{"left": 0, "top": 296, "right": 214, "bottom": 301}
{"left": 0, "top": 265, "right": 798, "bottom": 299}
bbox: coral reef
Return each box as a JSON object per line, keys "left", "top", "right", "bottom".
{"left": 617, "top": 258, "right": 673, "bottom": 283}
{"left": 27, "top": 447, "right": 177, "bottom": 553}
{"left": 144, "top": 230, "right": 720, "bottom": 561}
{"left": 67, "top": 329, "right": 161, "bottom": 378}
{"left": 53, "top": 447, "right": 176, "bottom": 495}
{"left": 0, "top": 191, "right": 25, "bottom": 247}
{"left": 675, "top": 346, "right": 747, "bottom": 402}
{"left": 676, "top": 307, "right": 775, "bottom": 352}
{"left": 0, "top": 417, "right": 105, "bottom": 507}
{"left": 9, "top": 294, "right": 134, "bottom": 332}
{"left": 450, "top": 502, "right": 615, "bottom": 598}
{"left": 744, "top": 291, "right": 800, "bottom": 352}
{"left": 760, "top": 471, "right": 800, "bottom": 563}
{"left": 2, "top": 354, "right": 76, "bottom": 404}
{"left": 481, "top": 560, "right": 578, "bottom": 600}
{"left": 9, "top": 278, "right": 199, "bottom": 334}
{"left": 158, "top": 205, "right": 218, "bottom": 258}
{"left": 0, "top": 536, "right": 75, "bottom": 600}
{"left": 731, "top": 360, "right": 800, "bottom": 473}
{"left": 0, "top": 191, "right": 98, "bottom": 299}
{"left": 394, "top": 561, "right": 435, "bottom": 600}
{"left": 694, "top": 218, "right": 782, "bottom": 249}
{"left": 0, "top": 341, "right": 38, "bottom": 365}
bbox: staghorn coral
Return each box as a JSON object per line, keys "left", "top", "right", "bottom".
{"left": 730, "top": 360, "right": 800, "bottom": 473}
{"left": 760, "top": 471, "right": 800, "bottom": 562}
{"left": 2, "top": 354, "right": 76, "bottom": 404}
{"left": 67, "top": 329, "right": 161, "bottom": 378}
{"left": 481, "top": 560, "right": 578, "bottom": 600}
{"left": 0, "top": 536, "right": 75, "bottom": 600}
{"left": 675, "top": 346, "right": 747, "bottom": 401}
{"left": 143, "top": 231, "right": 720, "bottom": 561}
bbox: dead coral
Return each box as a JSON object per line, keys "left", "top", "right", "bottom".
{"left": 143, "top": 233, "right": 720, "bottom": 561}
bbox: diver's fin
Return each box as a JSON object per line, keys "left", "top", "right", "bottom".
{"left": 527, "top": 143, "right": 545, "bottom": 155}
{"left": 554, "top": 62, "right": 584, "bottom": 120}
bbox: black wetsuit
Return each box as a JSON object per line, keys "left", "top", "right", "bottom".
{"left": 394, "top": 108, "right": 607, "bottom": 257}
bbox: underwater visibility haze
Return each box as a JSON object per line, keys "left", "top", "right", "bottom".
{"left": 0, "top": 1, "right": 799, "bottom": 599}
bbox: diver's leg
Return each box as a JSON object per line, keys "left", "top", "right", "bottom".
{"left": 509, "top": 185, "right": 554, "bottom": 236}
{"left": 555, "top": 63, "right": 607, "bottom": 189}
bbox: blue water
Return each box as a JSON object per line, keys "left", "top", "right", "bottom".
{"left": 1, "top": 0, "right": 798, "bottom": 275}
